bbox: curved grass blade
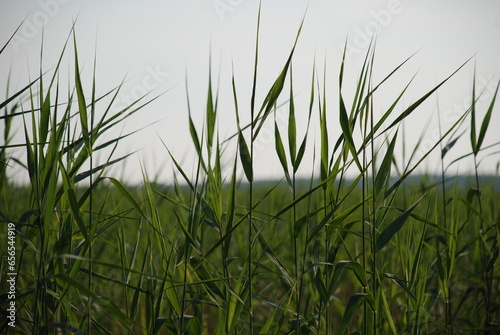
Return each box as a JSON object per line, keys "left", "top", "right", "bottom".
{"left": 253, "top": 15, "right": 305, "bottom": 140}
{"left": 293, "top": 64, "right": 315, "bottom": 172}
{"left": 383, "top": 58, "right": 472, "bottom": 135}
{"left": 190, "top": 256, "right": 225, "bottom": 301}
{"left": 108, "top": 177, "right": 145, "bottom": 217}
{"left": 476, "top": 80, "right": 500, "bottom": 153}
{"left": 338, "top": 293, "right": 375, "bottom": 335}
{"left": 255, "top": 227, "right": 294, "bottom": 288}
{"left": 0, "top": 19, "right": 26, "bottom": 55}
{"left": 382, "top": 273, "right": 417, "bottom": 301}
{"left": 288, "top": 70, "right": 297, "bottom": 165}
{"left": 188, "top": 112, "right": 202, "bottom": 158}
{"left": 54, "top": 274, "right": 134, "bottom": 332}
{"left": 329, "top": 261, "right": 368, "bottom": 294}
{"left": 206, "top": 52, "right": 216, "bottom": 152}
{"left": 441, "top": 130, "right": 465, "bottom": 159}
{"left": 376, "top": 197, "right": 421, "bottom": 252}
{"left": 275, "top": 119, "right": 291, "bottom": 186}
{"left": 374, "top": 131, "right": 397, "bottom": 200}
{"left": 73, "top": 32, "right": 90, "bottom": 153}
{"left": 231, "top": 67, "right": 253, "bottom": 182}
{"left": 238, "top": 131, "right": 252, "bottom": 182}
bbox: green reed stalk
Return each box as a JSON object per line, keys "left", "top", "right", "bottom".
{"left": 469, "top": 69, "right": 499, "bottom": 330}
{"left": 436, "top": 95, "right": 454, "bottom": 334}
{"left": 248, "top": 7, "right": 261, "bottom": 332}
{"left": 316, "top": 58, "right": 329, "bottom": 334}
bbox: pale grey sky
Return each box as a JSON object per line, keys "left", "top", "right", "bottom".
{"left": 1, "top": 0, "right": 500, "bottom": 183}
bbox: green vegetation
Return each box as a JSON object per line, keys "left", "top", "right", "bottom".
{"left": 1, "top": 15, "right": 500, "bottom": 334}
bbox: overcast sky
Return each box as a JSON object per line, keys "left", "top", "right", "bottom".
{"left": 1, "top": 0, "right": 500, "bottom": 183}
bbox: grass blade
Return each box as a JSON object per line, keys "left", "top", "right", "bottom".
{"left": 73, "top": 32, "right": 90, "bottom": 153}
{"left": 383, "top": 58, "right": 471, "bottom": 134}
{"left": 238, "top": 131, "right": 252, "bottom": 182}
{"left": 253, "top": 15, "right": 304, "bottom": 140}
{"left": 338, "top": 293, "right": 374, "bottom": 335}
{"left": 374, "top": 132, "right": 397, "bottom": 200}
{"left": 476, "top": 81, "right": 500, "bottom": 153}
{"left": 376, "top": 198, "right": 421, "bottom": 252}
{"left": 275, "top": 119, "right": 291, "bottom": 186}
{"left": 288, "top": 71, "right": 297, "bottom": 166}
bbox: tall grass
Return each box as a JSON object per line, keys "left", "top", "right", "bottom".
{"left": 1, "top": 13, "right": 500, "bottom": 335}
{"left": 0, "top": 25, "right": 157, "bottom": 334}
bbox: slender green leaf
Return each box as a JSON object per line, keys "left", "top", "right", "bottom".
{"left": 73, "top": 32, "right": 90, "bottom": 153}
{"left": 275, "top": 120, "right": 291, "bottom": 186}
{"left": 189, "top": 113, "right": 202, "bottom": 157}
{"left": 253, "top": 16, "right": 304, "bottom": 140}
{"left": 376, "top": 199, "right": 420, "bottom": 252}
{"left": 190, "top": 256, "right": 225, "bottom": 301}
{"left": 329, "top": 261, "right": 368, "bottom": 295}
{"left": 383, "top": 273, "right": 417, "bottom": 301}
{"left": 383, "top": 58, "right": 471, "bottom": 134}
{"left": 374, "top": 132, "right": 397, "bottom": 199}
{"left": 476, "top": 81, "right": 500, "bottom": 153}
{"left": 108, "top": 177, "right": 145, "bottom": 217}
{"left": 338, "top": 293, "right": 374, "bottom": 335}
{"left": 288, "top": 72, "right": 297, "bottom": 165}
{"left": 441, "top": 131, "right": 465, "bottom": 158}
{"left": 319, "top": 66, "right": 329, "bottom": 187}
{"left": 238, "top": 132, "right": 252, "bottom": 182}
{"left": 206, "top": 54, "right": 216, "bottom": 150}
{"left": 339, "top": 91, "right": 362, "bottom": 171}
{"left": 471, "top": 70, "right": 477, "bottom": 154}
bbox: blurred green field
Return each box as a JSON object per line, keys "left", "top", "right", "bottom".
{"left": 2, "top": 175, "right": 500, "bottom": 334}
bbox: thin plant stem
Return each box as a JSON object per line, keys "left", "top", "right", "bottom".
{"left": 473, "top": 154, "right": 490, "bottom": 330}
{"left": 362, "top": 95, "right": 369, "bottom": 335}
{"left": 293, "top": 172, "right": 300, "bottom": 332}
{"left": 370, "top": 89, "right": 377, "bottom": 335}
{"left": 437, "top": 97, "right": 453, "bottom": 335}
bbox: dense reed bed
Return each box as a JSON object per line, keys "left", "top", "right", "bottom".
{"left": 1, "top": 13, "right": 500, "bottom": 334}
